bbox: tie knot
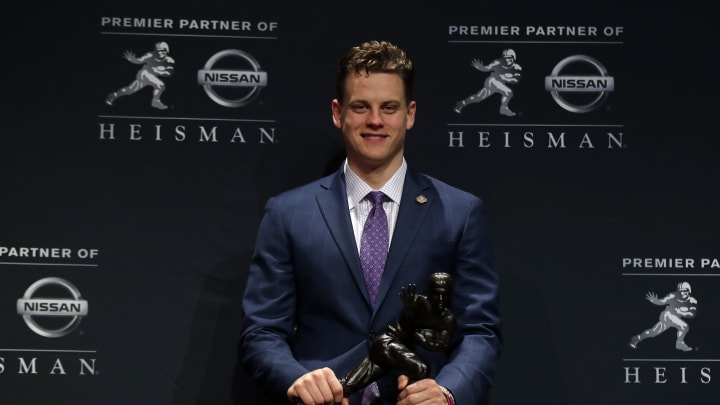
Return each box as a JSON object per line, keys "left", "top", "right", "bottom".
{"left": 367, "top": 191, "right": 386, "bottom": 207}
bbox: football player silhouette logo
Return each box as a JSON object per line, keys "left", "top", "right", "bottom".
{"left": 106, "top": 41, "right": 175, "bottom": 110}
{"left": 454, "top": 49, "right": 521, "bottom": 116}
{"left": 629, "top": 281, "right": 697, "bottom": 352}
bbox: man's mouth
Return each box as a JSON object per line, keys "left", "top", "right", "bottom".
{"left": 362, "top": 134, "right": 387, "bottom": 139}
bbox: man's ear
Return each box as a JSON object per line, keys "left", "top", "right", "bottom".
{"left": 331, "top": 99, "right": 342, "bottom": 128}
{"left": 406, "top": 100, "right": 417, "bottom": 130}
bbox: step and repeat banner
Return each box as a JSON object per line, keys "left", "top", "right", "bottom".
{"left": 2, "top": 2, "right": 718, "bottom": 404}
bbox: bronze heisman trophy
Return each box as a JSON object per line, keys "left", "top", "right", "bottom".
{"left": 339, "top": 272, "right": 457, "bottom": 398}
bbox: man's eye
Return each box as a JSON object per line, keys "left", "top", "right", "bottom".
{"left": 383, "top": 106, "right": 398, "bottom": 113}
{"left": 351, "top": 105, "right": 368, "bottom": 112}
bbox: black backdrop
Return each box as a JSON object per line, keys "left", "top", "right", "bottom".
{"left": 2, "top": 1, "right": 718, "bottom": 404}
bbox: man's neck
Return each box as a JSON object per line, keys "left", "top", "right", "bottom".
{"left": 347, "top": 158, "right": 403, "bottom": 190}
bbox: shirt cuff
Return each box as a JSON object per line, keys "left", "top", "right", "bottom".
{"left": 438, "top": 385, "right": 456, "bottom": 405}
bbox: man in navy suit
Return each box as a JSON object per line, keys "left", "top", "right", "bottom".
{"left": 239, "top": 40, "right": 501, "bottom": 405}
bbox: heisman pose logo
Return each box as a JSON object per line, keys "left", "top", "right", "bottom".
{"left": 105, "top": 41, "right": 175, "bottom": 110}
{"left": 454, "top": 49, "right": 522, "bottom": 117}
{"left": 628, "top": 282, "right": 698, "bottom": 352}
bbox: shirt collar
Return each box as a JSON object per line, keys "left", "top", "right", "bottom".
{"left": 344, "top": 159, "right": 406, "bottom": 208}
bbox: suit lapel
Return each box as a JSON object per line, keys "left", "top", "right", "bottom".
{"left": 315, "top": 169, "right": 369, "bottom": 302}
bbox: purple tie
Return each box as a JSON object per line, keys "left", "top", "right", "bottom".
{"left": 359, "top": 191, "right": 388, "bottom": 405}
{"left": 360, "top": 191, "right": 388, "bottom": 306}
{"left": 361, "top": 380, "right": 381, "bottom": 405}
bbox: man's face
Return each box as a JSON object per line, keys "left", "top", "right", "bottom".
{"left": 332, "top": 72, "right": 416, "bottom": 172}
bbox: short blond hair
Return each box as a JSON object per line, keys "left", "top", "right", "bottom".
{"left": 335, "top": 40, "right": 415, "bottom": 104}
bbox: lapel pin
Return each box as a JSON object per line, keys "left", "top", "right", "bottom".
{"left": 416, "top": 195, "right": 428, "bottom": 204}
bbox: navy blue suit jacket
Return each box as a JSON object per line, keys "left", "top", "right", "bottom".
{"left": 239, "top": 166, "right": 501, "bottom": 404}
